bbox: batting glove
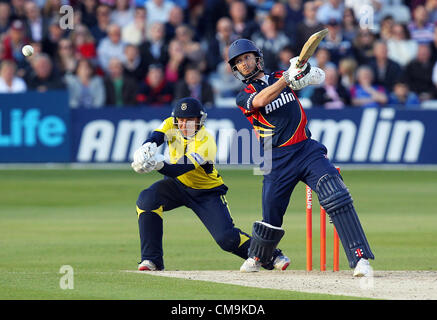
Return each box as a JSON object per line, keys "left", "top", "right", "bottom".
{"left": 282, "top": 57, "right": 311, "bottom": 89}
{"left": 282, "top": 57, "right": 325, "bottom": 90}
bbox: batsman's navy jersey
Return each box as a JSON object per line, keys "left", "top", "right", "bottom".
{"left": 236, "top": 71, "right": 311, "bottom": 149}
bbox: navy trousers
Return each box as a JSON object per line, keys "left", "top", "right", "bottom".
{"left": 136, "top": 178, "right": 250, "bottom": 269}
{"left": 262, "top": 138, "right": 340, "bottom": 227}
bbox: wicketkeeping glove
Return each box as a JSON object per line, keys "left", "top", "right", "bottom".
{"left": 133, "top": 142, "right": 157, "bottom": 164}
{"left": 144, "top": 153, "right": 165, "bottom": 171}
{"left": 131, "top": 142, "right": 158, "bottom": 173}
{"left": 131, "top": 153, "right": 166, "bottom": 174}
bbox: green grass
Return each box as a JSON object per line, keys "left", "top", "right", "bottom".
{"left": 0, "top": 169, "right": 436, "bottom": 300}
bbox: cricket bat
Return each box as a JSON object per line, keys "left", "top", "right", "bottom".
{"left": 295, "top": 28, "right": 329, "bottom": 69}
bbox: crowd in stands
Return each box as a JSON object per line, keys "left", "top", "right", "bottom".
{"left": 1, "top": 0, "right": 437, "bottom": 109}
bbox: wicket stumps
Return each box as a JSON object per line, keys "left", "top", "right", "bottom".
{"left": 306, "top": 168, "right": 341, "bottom": 272}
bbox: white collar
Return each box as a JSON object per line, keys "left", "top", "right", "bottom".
{"left": 260, "top": 75, "right": 269, "bottom": 84}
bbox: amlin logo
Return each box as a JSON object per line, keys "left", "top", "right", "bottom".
{"left": 309, "top": 108, "right": 425, "bottom": 163}
{"left": 0, "top": 108, "right": 66, "bottom": 147}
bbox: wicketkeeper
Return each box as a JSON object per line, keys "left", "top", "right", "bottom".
{"left": 227, "top": 39, "right": 375, "bottom": 276}
{"left": 131, "top": 97, "right": 290, "bottom": 271}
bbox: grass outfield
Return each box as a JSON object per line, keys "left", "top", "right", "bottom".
{"left": 0, "top": 168, "right": 436, "bottom": 300}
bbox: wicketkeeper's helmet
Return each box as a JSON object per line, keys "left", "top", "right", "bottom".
{"left": 171, "top": 97, "right": 207, "bottom": 136}
{"left": 227, "top": 39, "right": 264, "bottom": 82}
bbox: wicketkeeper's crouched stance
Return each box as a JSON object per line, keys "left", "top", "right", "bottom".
{"left": 131, "top": 97, "right": 290, "bottom": 271}
{"left": 227, "top": 39, "right": 375, "bottom": 276}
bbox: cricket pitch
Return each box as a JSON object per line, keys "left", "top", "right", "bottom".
{"left": 129, "top": 270, "right": 437, "bottom": 300}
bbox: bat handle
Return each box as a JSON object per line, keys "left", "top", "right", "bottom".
{"left": 296, "top": 59, "right": 308, "bottom": 69}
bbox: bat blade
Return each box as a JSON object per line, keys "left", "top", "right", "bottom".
{"left": 296, "top": 28, "right": 329, "bottom": 68}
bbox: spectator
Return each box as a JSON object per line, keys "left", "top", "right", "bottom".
{"left": 164, "top": 39, "right": 188, "bottom": 84}
{"left": 387, "top": 23, "right": 418, "bottom": 67}
{"left": 110, "top": 0, "right": 135, "bottom": 28}
{"left": 139, "top": 21, "right": 168, "bottom": 67}
{"left": 351, "top": 66, "right": 388, "bottom": 108}
{"left": 318, "top": 18, "right": 353, "bottom": 65}
{"left": 380, "top": 0, "right": 411, "bottom": 24}
{"left": 368, "top": 40, "right": 403, "bottom": 92}
{"left": 338, "top": 57, "right": 358, "bottom": 90}
{"left": 202, "top": 0, "right": 233, "bottom": 39}
{"left": 187, "top": 0, "right": 209, "bottom": 40}
{"left": 341, "top": 7, "right": 359, "bottom": 42}
{"left": 427, "top": 0, "right": 437, "bottom": 23}
{"left": 54, "top": 38, "right": 77, "bottom": 75}
{"left": 15, "top": 40, "right": 40, "bottom": 79}
{"left": 0, "top": 2, "right": 12, "bottom": 34}
{"left": 174, "top": 24, "right": 205, "bottom": 70}
{"left": 312, "top": 47, "right": 336, "bottom": 70}
{"left": 345, "top": 0, "right": 385, "bottom": 30}
{"left": 0, "top": 60, "right": 27, "bottom": 93}
{"left": 252, "top": 14, "right": 291, "bottom": 73}
{"left": 311, "top": 65, "right": 351, "bottom": 109}
{"left": 10, "top": 0, "right": 26, "bottom": 22}
{"left": 351, "top": 28, "right": 376, "bottom": 65}
{"left": 122, "top": 6, "right": 147, "bottom": 46}
{"left": 0, "top": 42, "right": 4, "bottom": 63}
{"left": 64, "top": 59, "right": 105, "bottom": 108}
{"left": 271, "top": 2, "right": 299, "bottom": 45}
{"left": 90, "top": 4, "right": 111, "bottom": 45}
{"left": 388, "top": 81, "right": 421, "bottom": 108}
{"left": 145, "top": 0, "right": 175, "bottom": 27}
{"left": 408, "top": 5, "right": 435, "bottom": 44}
{"left": 269, "top": 2, "right": 288, "bottom": 35}
{"left": 136, "top": 64, "right": 173, "bottom": 106}
{"left": 70, "top": 24, "right": 97, "bottom": 61}
{"left": 295, "top": 1, "right": 324, "bottom": 51}
{"left": 247, "top": 0, "right": 275, "bottom": 20}
{"left": 209, "top": 45, "right": 244, "bottom": 108}
{"left": 79, "top": 0, "right": 98, "bottom": 29}
{"left": 23, "top": 0, "right": 47, "bottom": 43}
{"left": 206, "top": 17, "right": 237, "bottom": 74}
{"left": 429, "top": 25, "right": 437, "bottom": 63}
{"left": 1, "top": 20, "right": 29, "bottom": 64}
{"left": 41, "top": 17, "right": 66, "bottom": 58}
{"left": 97, "top": 24, "right": 126, "bottom": 72}
{"left": 42, "top": 0, "right": 62, "bottom": 19}
{"left": 405, "top": 43, "right": 436, "bottom": 100}
{"left": 103, "top": 57, "right": 137, "bottom": 106}
{"left": 164, "top": 5, "right": 185, "bottom": 42}
{"left": 229, "top": 0, "right": 259, "bottom": 39}
{"left": 123, "top": 44, "right": 149, "bottom": 81}
{"left": 25, "top": 53, "right": 65, "bottom": 92}
{"left": 379, "top": 15, "right": 395, "bottom": 41}
{"left": 278, "top": 45, "right": 295, "bottom": 71}
{"left": 174, "top": 64, "right": 214, "bottom": 107}
{"left": 316, "top": 0, "right": 344, "bottom": 25}
{"left": 17, "top": 39, "right": 42, "bottom": 75}
{"left": 284, "top": 0, "right": 304, "bottom": 38}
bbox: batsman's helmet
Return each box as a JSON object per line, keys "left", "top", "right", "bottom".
{"left": 227, "top": 39, "right": 264, "bottom": 82}
{"left": 171, "top": 97, "right": 207, "bottom": 136}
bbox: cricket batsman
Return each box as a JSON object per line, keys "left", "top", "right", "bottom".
{"left": 227, "top": 39, "right": 374, "bottom": 276}
{"left": 131, "top": 97, "right": 290, "bottom": 271}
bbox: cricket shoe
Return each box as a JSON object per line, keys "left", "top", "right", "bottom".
{"left": 138, "top": 260, "right": 158, "bottom": 271}
{"left": 353, "top": 258, "right": 371, "bottom": 277}
{"left": 273, "top": 254, "right": 290, "bottom": 271}
{"left": 240, "top": 257, "right": 261, "bottom": 272}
